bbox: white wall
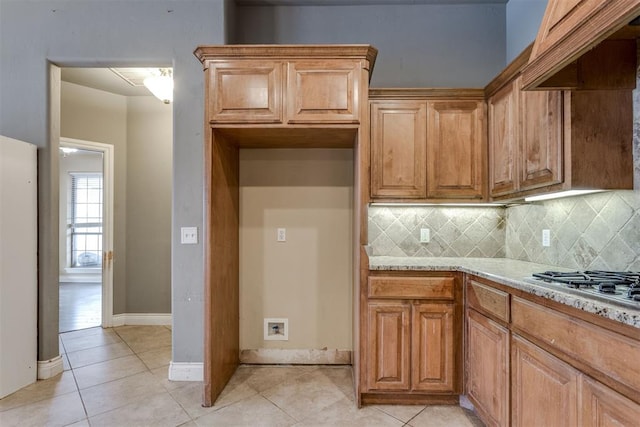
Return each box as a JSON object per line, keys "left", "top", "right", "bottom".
{"left": 0, "top": 136, "right": 37, "bottom": 397}
{"left": 239, "top": 149, "right": 353, "bottom": 351}
{"left": 234, "top": 3, "right": 506, "bottom": 87}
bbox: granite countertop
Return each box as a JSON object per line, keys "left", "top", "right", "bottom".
{"left": 369, "top": 256, "right": 640, "bottom": 330}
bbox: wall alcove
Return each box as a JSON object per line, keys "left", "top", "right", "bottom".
{"left": 194, "top": 45, "right": 378, "bottom": 406}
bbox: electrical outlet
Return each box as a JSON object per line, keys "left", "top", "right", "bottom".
{"left": 277, "top": 228, "right": 286, "bottom": 242}
{"left": 180, "top": 227, "right": 198, "bottom": 244}
{"left": 542, "top": 229, "right": 551, "bottom": 247}
{"left": 420, "top": 228, "right": 430, "bottom": 243}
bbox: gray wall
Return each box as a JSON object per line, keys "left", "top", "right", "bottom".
{"left": 234, "top": 3, "right": 506, "bottom": 87}
{"left": 505, "top": 0, "right": 546, "bottom": 63}
{"left": 126, "top": 97, "right": 173, "bottom": 314}
{"left": 0, "top": 0, "right": 225, "bottom": 363}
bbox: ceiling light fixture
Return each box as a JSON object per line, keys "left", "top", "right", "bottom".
{"left": 143, "top": 68, "right": 173, "bottom": 104}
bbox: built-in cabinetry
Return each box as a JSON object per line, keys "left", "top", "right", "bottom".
{"left": 200, "top": 46, "right": 377, "bottom": 125}
{"left": 195, "top": 45, "right": 378, "bottom": 407}
{"left": 522, "top": 0, "right": 640, "bottom": 90}
{"left": 361, "top": 271, "right": 462, "bottom": 404}
{"left": 369, "top": 90, "right": 486, "bottom": 202}
{"left": 486, "top": 46, "right": 633, "bottom": 201}
{"left": 466, "top": 276, "right": 640, "bottom": 427}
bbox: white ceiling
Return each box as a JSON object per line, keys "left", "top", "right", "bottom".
{"left": 61, "top": 68, "right": 156, "bottom": 97}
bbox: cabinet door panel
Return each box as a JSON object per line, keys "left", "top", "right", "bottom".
{"left": 511, "top": 335, "right": 579, "bottom": 427}
{"left": 467, "top": 309, "right": 509, "bottom": 427}
{"left": 208, "top": 61, "right": 282, "bottom": 123}
{"left": 580, "top": 376, "right": 640, "bottom": 427}
{"left": 489, "top": 81, "right": 518, "bottom": 196}
{"left": 411, "top": 303, "right": 455, "bottom": 392}
{"left": 287, "top": 60, "right": 360, "bottom": 123}
{"left": 519, "top": 79, "right": 563, "bottom": 191}
{"left": 371, "top": 101, "right": 427, "bottom": 198}
{"left": 367, "top": 302, "right": 411, "bottom": 391}
{"left": 426, "top": 101, "right": 485, "bottom": 200}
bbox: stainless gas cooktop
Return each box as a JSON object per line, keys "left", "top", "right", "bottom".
{"left": 527, "top": 271, "right": 640, "bottom": 310}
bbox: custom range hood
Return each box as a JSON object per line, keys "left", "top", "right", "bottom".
{"left": 522, "top": 0, "right": 640, "bottom": 90}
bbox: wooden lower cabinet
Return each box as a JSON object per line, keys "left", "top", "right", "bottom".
{"left": 367, "top": 302, "right": 411, "bottom": 391}
{"left": 511, "top": 334, "right": 579, "bottom": 427}
{"left": 367, "top": 301, "right": 455, "bottom": 393}
{"left": 412, "top": 303, "right": 455, "bottom": 392}
{"left": 580, "top": 375, "right": 640, "bottom": 427}
{"left": 466, "top": 309, "right": 509, "bottom": 427}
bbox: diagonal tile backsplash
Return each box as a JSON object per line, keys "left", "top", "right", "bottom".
{"left": 368, "top": 206, "right": 506, "bottom": 257}
{"left": 505, "top": 191, "right": 640, "bottom": 271}
{"left": 368, "top": 191, "right": 640, "bottom": 271}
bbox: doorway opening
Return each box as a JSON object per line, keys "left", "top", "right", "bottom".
{"left": 59, "top": 138, "right": 114, "bottom": 332}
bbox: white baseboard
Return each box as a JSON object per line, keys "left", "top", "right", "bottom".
{"left": 37, "top": 355, "right": 63, "bottom": 380}
{"left": 168, "top": 362, "right": 203, "bottom": 382}
{"left": 240, "top": 349, "right": 352, "bottom": 365}
{"left": 111, "top": 313, "right": 171, "bottom": 327}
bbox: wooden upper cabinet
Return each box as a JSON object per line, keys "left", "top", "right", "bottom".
{"left": 194, "top": 45, "right": 377, "bottom": 126}
{"left": 522, "top": 0, "right": 640, "bottom": 89}
{"left": 488, "top": 81, "right": 518, "bottom": 197}
{"left": 286, "top": 60, "right": 361, "bottom": 123}
{"left": 518, "top": 78, "right": 563, "bottom": 191}
{"left": 207, "top": 61, "right": 283, "bottom": 123}
{"left": 370, "top": 101, "right": 427, "bottom": 199}
{"left": 426, "top": 101, "right": 485, "bottom": 200}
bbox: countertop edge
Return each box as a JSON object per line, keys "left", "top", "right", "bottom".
{"left": 369, "top": 257, "right": 640, "bottom": 329}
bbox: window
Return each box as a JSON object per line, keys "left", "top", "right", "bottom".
{"left": 70, "top": 173, "right": 103, "bottom": 267}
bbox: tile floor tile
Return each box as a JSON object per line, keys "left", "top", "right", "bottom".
{"left": 407, "top": 405, "right": 477, "bottom": 427}
{"left": 168, "top": 382, "right": 220, "bottom": 420}
{"left": 79, "top": 371, "right": 162, "bottom": 417}
{"left": 314, "top": 366, "right": 354, "bottom": 401}
{"left": 65, "top": 419, "right": 90, "bottom": 427}
{"left": 72, "top": 354, "right": 147, "bottom": 390}
{"left": 0, "top": 371, "right": 77, "bottom": 412}
{"left": 137, "top": 345, "right": 172, "bottom": 370}
{"left": 62, "top": 353, "right": 71, "bottom": 371}
{"left": 66, "top": 341, "right": 134, "bottom": 369}
{"left": 88, "top": 391, "right": 190, "bottom": 427}
{"left": 114, "top": 325, "right": 172, "bottom": 353}
{"left": 60, "top": 329, "right": 121, "bottom": 353}
{"left": 235, "top": 365, "right": 317, "bottom": 393}
{"left": 0, "top": 391, "right": 86, "bottom": 427}
{"left": 295, "top": 397, "right": 404, "bottom": 426}
{"left": 150, "top": 365, "right": 192, "bottom": 392}
{"left": 59, "top": 326, "right": 105, "bottom": 341}
{"left": 374, "top": 404, "right": 426, "bottom": 423}
{"left": 194, "top": 394, "right": 295, "bottom": 427}
{"left": 262, "top": 369, "right": 346, "bottom": 422}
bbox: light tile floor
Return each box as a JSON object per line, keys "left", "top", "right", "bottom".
{"left": 0, "top": 326, "right": 484, "bottom": 427}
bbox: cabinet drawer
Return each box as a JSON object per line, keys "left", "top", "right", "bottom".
{"left": 466, "top": 279, "right": 509, "bottom": 323}
{"left": 368, "top": 276, "right": 454, "bottom": 300}
{"left": 511, "top": 297, "right": 640, "bottom": 398}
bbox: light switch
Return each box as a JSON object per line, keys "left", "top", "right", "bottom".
{"left": 181, "top": 227, "right": 198, "bottom": 244}
{"left": 277, "top": 228, "right": 286, "bottom": 242}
